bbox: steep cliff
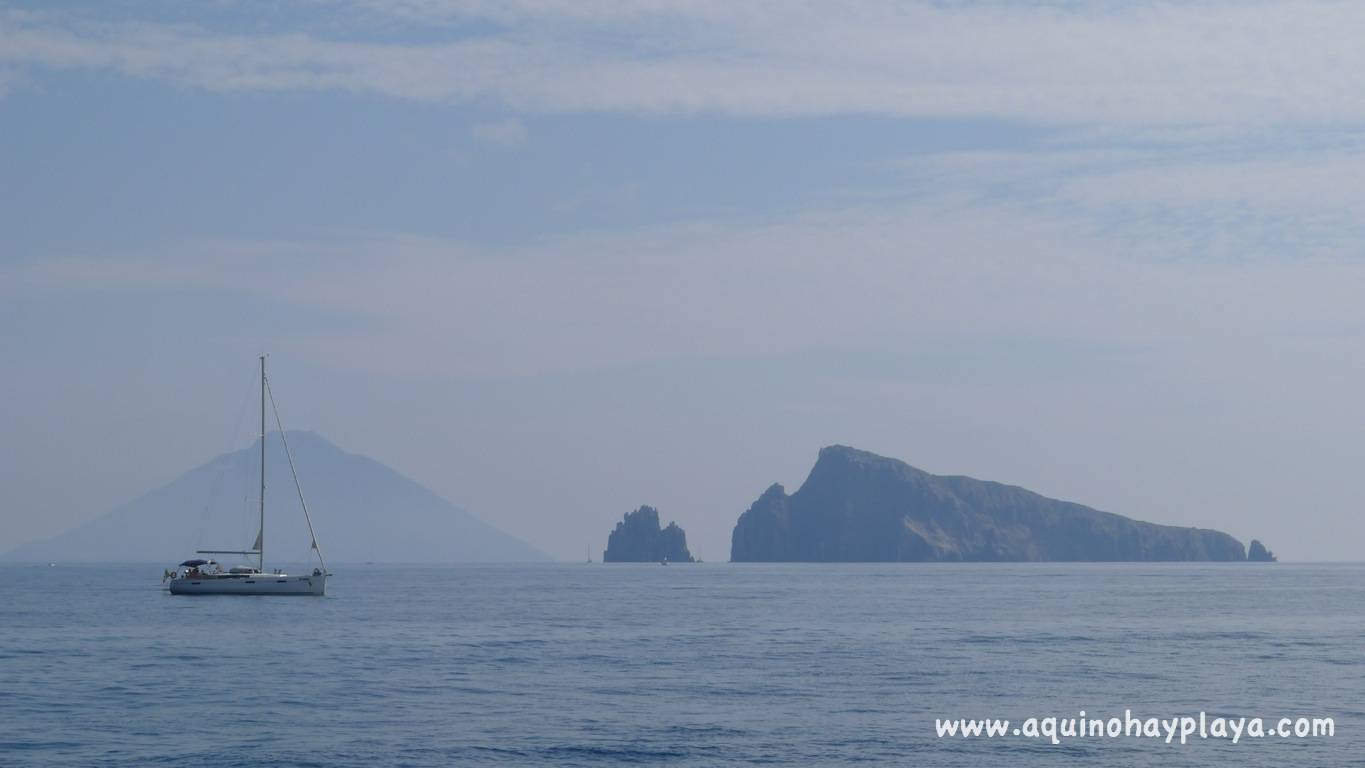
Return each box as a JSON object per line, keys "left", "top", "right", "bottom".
{"left": 731, "top": 446, "right": 1256, "bottom": 562}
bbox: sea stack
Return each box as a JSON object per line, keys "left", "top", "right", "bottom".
{"left": 731, "top": 445, "right": 1259, "bottom": 562}
{"left": 603, "top": 506, "right": 695, "bottom": 563}
{"left": 1247, "top": 539, "right": 1277, "bottom": 562}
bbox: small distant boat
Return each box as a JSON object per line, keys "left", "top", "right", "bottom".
{"left": 166, "top": 356, "right": 329, "bottom": 596}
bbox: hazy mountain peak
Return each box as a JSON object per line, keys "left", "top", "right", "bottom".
{"left": 814, "top": 444, "right": 930, "bottom": 474}
{"left": 4, "top": 431, "right": 549, "bottom": 564}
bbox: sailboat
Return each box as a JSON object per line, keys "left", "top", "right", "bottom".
{"left": 167, "top": 356, "right": 329, "bottom": 596}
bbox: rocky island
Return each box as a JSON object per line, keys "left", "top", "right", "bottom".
{"left": 604, "top": 506, "right": 696, "bottom": 563}
{"left": 1247, "top": 539, "right": 1277, "bottom": 562}
{"left": 731, "top": 446, "right": 1270, "bottom": 562}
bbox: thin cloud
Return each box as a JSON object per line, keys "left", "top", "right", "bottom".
{"left": 4, "top": 2, "right": 1365, "bottom": 126}
{"left": 470, "top": 117, "right": 528, "bottom": 145}
{"left": 19, "top": 193, "right": 1365, "bottom": 380}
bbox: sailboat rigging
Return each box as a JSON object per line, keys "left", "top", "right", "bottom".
{"left": 166, "top": 356, "right": 330, "bottom": 596}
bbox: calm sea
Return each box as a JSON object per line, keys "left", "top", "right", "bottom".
{"left": 2, "top": 563, "right": 1361, "bottom": 766}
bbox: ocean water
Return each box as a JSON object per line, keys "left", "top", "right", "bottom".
{"left": 2, "top": 562, "right": 1362, "bottom": 766}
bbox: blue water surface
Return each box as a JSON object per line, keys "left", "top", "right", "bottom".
{"left": 1, "top": 563, "right": 1361, "bottom": 766}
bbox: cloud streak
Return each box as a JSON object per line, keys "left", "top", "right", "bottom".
{"left": 470, "top": 117, "right": 527, "bottom": 145}
{"left": 20, "top": 192, "right": 1365, "bottom": 382}
{"left": 897, "top": 126, "right": 1365, "bottom": 250}
{"left": 5, "top": 2, "right": 1365, "bottom": 127}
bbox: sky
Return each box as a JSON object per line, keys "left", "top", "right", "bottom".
{"left": 4, "top": 0, "right": 1365, "bottom": 562}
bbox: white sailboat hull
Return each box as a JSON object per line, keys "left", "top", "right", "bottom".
{"left": 168, "top": 573, "right": 326, "bottom": 596}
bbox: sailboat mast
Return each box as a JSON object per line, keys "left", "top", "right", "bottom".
{"left": 259, "top": 354, "right": 266, "bottom": 573}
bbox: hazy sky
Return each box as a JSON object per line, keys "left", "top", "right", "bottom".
{"left": 5, "top": 1, "right": 1365, "bottom": 561}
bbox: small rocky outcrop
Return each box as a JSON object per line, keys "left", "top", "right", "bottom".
{"left": 603, "top": 506, "right": 695, "bottom": 563}
{"left": 1247, "top": 539, "right": 1277, "bottom": 562}
{"left": 731, "top": 445, "right": 1259, "bottom": 563}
